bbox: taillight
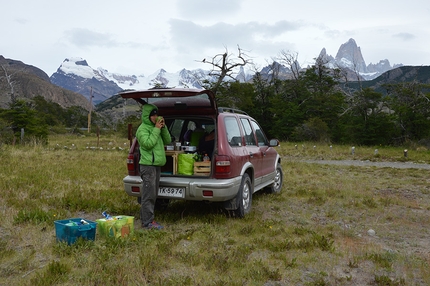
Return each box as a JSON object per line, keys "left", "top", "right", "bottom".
{"left": 215, "top": 155, "right": 231, "bottom": 174}
{"left": 127, "top": 154, "right": 136, "bottom": 176}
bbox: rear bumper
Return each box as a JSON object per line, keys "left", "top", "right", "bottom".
{"left": 123, "top": 175, "right": 242, "bottom": 202}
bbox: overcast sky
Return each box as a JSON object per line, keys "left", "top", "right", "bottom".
{"left": 2, "top": 0, "right": 429, "bottom": 77}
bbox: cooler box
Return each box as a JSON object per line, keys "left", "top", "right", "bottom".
{"left": 54, "top": 218, "right": 97, "bottom": 245}
{"left": 96, "top": 216, "right": 134, "bottom": 238}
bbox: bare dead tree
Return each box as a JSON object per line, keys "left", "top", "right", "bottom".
{"left": 276, "top": 50, "right": 301, "bottom": 81}
{"left": 198, "top": 45, "right": 252, "bottom": 94}
{"left": 0, "top": 65, "right": 18, "bottom": 104}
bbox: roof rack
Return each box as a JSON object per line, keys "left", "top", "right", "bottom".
{"left": 218, "top": 107, "right": 248, "bottom": 115}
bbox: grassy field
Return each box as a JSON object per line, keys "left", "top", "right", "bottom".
{"left": 1, "top": 134, "right": 429, "bottom": 285}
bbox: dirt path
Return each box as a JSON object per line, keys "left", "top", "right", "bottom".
{"left": 297, "top": 159, "right": 430, "bottom": 170}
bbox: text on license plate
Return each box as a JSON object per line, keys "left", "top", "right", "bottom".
{"left": 158, "top": 187, "right": 185, "bottom": 198}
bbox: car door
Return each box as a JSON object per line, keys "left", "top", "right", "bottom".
{"left": 250, "top": 120, "right": 276, "bottom": 185}
{"left": 240, "top": 117, "right": 263, "bottom": 188}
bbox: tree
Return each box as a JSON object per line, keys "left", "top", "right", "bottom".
{"left": 32, "top": 96, "right": 65, "bottom": 126}
{"left": 292, "top": 117, "right": 329, "bottom": 142}
{"left": 338, "top": 88, "right": 396, "bottom": 145}
{"left": 0, "top": 100, "right": 48, "bottom": 144}
{"left": 299, "top": 57, "right": 345, "bottom": 138}
{"left": 64, "top": 106, "right": 89, "bottom": 132}
{"left": 385, "top": 81, "right": 430, "bottom": 143}
{"left": 199, "top": 45, "right": 252, "bottom": 95}
{"left": 0, "top": 65, "right": 19, "bottom": 104}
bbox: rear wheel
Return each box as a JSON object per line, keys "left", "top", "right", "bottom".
{"left": 233, "top": 173, "right": 252, "bottom": 218}
{"left": 155, "top": 198, "right": 170, "bottom": 211}
{"left": 137, "top": 197, "right": 170, "bottom": 211}
{"left": 265, "top": 164, "right": 283, "bottom": 194}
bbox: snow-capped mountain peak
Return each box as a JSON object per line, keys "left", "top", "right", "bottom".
{"left": 317, "top": 38, "right": 402, "bottom": 80}
{"left": 58, "top": 57, "right": 105, "bottom": 81}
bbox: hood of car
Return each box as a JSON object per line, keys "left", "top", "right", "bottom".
{"left": 118, "top": 88, "right": 217, "bottom": 116}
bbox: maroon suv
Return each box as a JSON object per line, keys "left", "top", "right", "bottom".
{"left": 120, "top": 88, "right": 283, "bottom": 217}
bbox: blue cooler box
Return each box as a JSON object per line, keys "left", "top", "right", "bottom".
{"left": 54, "top": 218, "right": 97, "bottom": 245}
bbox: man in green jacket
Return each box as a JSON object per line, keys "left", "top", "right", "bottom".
{"left": 136, "top": 103, "right": 171, "bottom": 229}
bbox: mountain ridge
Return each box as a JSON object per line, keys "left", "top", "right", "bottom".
{"left": 48, "top": 38, "right": 403, "bottom": 104}
{"left": 0, "top": 38, "right": 415, "bottom": 113}
{"left": 0, "top": 56, "right": 91, "bottom": 110}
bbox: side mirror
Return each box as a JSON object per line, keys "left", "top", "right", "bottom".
{"left": 269, "top": 139, "right": 280, "bottom": 147}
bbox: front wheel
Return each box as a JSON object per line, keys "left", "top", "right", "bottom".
{"left": 233, "top": 173, "right": 252, "bottom": 218}
{"left": 265, "top": 164, "right": 283, "bottom": 194}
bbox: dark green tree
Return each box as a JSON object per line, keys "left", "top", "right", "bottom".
{"left": 64, "top": 106, "right": 89, "bottom": 132}
{"left": 300, "top": 59, "right": 345, "bottom": 134}
{"left": 32, "top": 96, "right": 65, "bottom": 126}
{"left": 339, "top": 88, "right": 397, "bottom": 145}
{"left": 0, "top": 99, "right": 48, "bottom": 144}
{"left": 385, "top": 81, "right": 430, "bottom": 143}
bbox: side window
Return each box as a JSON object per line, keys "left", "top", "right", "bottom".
{"left": 225, "top": 117, "right": 242, "bottom": 147}
{"left": 170, "top": 119, "right": 184, "bottom": 142}
{"left": 240, "top": 118, "right": 256, "bottom": 146}
{"left": 251, "top": 120, "right": 269, "bottom": 146}
{"left": 187, "top": 121, "right": 196, "bottom": 131}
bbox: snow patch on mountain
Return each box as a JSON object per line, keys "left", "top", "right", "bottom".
{"left": 59, "top": 57, "right": 105, "bottom": 81}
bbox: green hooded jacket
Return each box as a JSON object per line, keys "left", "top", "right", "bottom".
{"left": 136, "top": 104, "right": 171, "bottom": 166}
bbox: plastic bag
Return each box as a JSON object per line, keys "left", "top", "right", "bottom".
{"left": 177, "top": 153, "right": 195, "bottom": 175}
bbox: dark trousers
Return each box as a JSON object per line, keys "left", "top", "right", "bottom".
{"left": 139, "top": 165, "right": 161, "bottom": 226}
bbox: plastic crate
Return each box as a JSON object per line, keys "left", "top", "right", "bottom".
{"left": 54, "top": 218, "right": 97, "bottom": 245}
{"left": 96, "top": 216, "right": 134, "bottom": 238}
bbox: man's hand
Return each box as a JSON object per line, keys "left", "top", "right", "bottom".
{"left": 155, "top": 116, "right": 165, "bottom": 129}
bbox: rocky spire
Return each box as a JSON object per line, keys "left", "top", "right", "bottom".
{"left": 335, "top": 38, "right": 367, "bottom": 73}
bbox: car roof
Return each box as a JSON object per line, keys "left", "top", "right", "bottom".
{"left": 118, "top": 88, "right": 217, "bottom": 116}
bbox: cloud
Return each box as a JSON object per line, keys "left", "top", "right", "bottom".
{"left": 14, "top": 18, "right": 28, "bottom": 25}
{"left": 166, "top": 19, "right": 312, "bottom": 69}
{"left": 324, "top": 29, "right": 356, "bottom": 40}
{"left": 392, "top": 32, "right": 415, "bottom": 41}
{"left": 176, "top": 0, "right": 242, "bottom": 19}
{"left": 169, "top": 19, "right": 306, "bottom": 50}
{"left": 65, "top": 28, "right": 147, "bottom": 51}
{"left": 66, "top": 28, "right": 117, "bottom": 47}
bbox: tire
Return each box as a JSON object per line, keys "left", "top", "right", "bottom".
{"left": 137, "top": 197, "right": 170, "bottom": 211}
{"left": 233, "top": 173, "right": 252, "bottom": 218}
{"left": 155, "top": 198, "right": 170, "bottom": 211}
{"left": 265, "top": 164, "right": 283, "bottom": 194}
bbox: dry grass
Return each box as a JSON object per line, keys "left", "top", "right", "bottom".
{"left": 0, "top": 134, "right": 429, "bottom": 285}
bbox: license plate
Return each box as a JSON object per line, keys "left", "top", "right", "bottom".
{"left": 158, "top": 187, "right": 185, "bottom": 198}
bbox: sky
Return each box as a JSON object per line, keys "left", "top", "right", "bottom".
{"left": 2, "top": 0, "right": 430, "bottom": 77}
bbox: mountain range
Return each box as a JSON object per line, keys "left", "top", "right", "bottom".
{"left": 318, "top": 38, "right": 403, "bottom": 80}
{"left": 0, "top": 38, "right": 423, "bottom": 113}
{"left": 48, "top": 38, "right": 402, "bottom": 104}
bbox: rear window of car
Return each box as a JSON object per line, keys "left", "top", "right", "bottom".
{"left": 168, "top": 117, "right": 215, "bottom": 144}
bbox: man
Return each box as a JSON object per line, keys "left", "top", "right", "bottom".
{"left": 136, "top": 104, "right": 171, "bottom": 229}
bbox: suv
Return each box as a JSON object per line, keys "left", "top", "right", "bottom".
{"left": 120, "top": 88, "right": 283, "bottom": 217}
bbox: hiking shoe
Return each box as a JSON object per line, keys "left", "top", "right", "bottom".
{"left": 143, "top": 221, "right": 164, "bottom": 230}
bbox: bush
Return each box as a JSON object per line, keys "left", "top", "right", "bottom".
{"left": 292, "top": 117, "right": 329, "bottom": 142}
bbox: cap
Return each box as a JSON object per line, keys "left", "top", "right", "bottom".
{"left": 149, "top": 109, "right": 158, "bottom": 116}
